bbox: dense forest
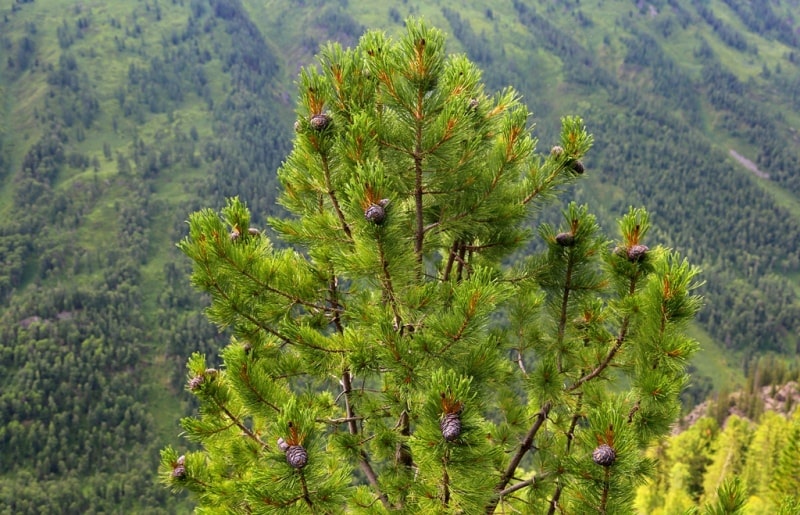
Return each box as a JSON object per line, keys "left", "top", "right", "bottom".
{"left": 0, "top": 0, "right": 798, "bottom": 511}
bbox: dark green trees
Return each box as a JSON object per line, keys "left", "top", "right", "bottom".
{"left": 160, "top": 20, "right": 701, "bottom": 513}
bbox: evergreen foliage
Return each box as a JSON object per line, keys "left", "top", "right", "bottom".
{"left": 640, "top": 408, "right": 800, "bottom": 513}
{"left": 161, "top": 20, "right": 702, "bottom": 513}
{"left": 2, "top": 0, "right": 798, "bottom": 511}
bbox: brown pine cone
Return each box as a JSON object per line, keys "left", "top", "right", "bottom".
{"left": 441, "top": 413, "right": 462, "bottom": 442}
{"left": 592, "top": 444, "right": 616, "bottom": 467}
{"left": 286, "top": 445, "right": 308, "bottom": 469}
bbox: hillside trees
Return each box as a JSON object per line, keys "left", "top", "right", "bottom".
{"left": 638, "top": 410, "right": 800, "bottom": 513}
{"left": 161, "top": 20, "right": 703, "bottom": 513}
{"left": 0, "top": 0, "right": 292, "bottom": 511}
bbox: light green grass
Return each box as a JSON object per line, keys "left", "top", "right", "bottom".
{"left": 687, "top": 323, "right": 745, "bottom": 391}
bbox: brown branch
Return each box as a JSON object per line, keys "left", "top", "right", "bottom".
{"left": 497, "top": 472, "right": 551, "bottom": 498}
{"left": 218, "top": 253, "right": 336, "bottom": 315}
{"left": 567, "top": 271, "right": 640, "bottom": 392}
{"left": 342, "top": 370, "right": 390, "bottom": 509}
{"left": 414, "top": 89, "right": 425, "bottom": 276}
{"left": 442, "top": 240, "right": 459, "bottom": 282}
{"left": 321, "top": 153, "right": 353, "bottom": 240}
{"left": 316, "top": 416, "right": 365, "bottom": 425}
{"left": 442, "top": 449, "right": 451, "bottom": 507}
{"left": 455, "top": 242, "right": 467, "bottom": 282}
{"left": 378, "top": 138, "right": 415, "bottom": 155}
{"left": 209, "top": 395, "right": 267, "bottom": 449}
{"left": 377, "top": 234, "right": 402, "bottom": 328}
{"left": 239, "top": 363, "right": 281, "bottom": 413}
{"left": 556, "top": 250, "right": 575, "bottom": 373}
{"left": 522, "top": 165, "right": 564, "bottom": 206}
{"left": 548, "top": 395, "right": 583, "bottom": 515}
{"left": 328, "top": 272, "right": 344, "bottom": 334}
{"left": 515, "top": 349, "right": 528, "bottom": 376}
{"left": 599, "top": 467, "right": 611, "bottom": 515}
{"left": 299, "top": 470, "right": 314, "bottom": 509}
{"left": 627, "top": 400, "right": 641, "bottom": 424}
{"left": 486, "top": 401, "right": 552, "bottom": 514}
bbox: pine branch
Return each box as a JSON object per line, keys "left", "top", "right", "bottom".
{"left": 498, "top": 476, "right": 537, "bottom": 497}
{"left": 487, "top": 401, "right": 552, "bottom": 514}
{"left": 208, "top": 394, "right": 266, "bottom": 449}
{"left": 548, "top": 396, "right": 583, "bottom": 515}
{"left": 299, "top": 470, "right": 314, "bottom": 510}
{"left": 238, "top": 363, "right": 282, "bottom": 413}
{"left": 515, "top": 349, "right": 528, "bottom": 376}
{"left": 376, "top": 234, "right": 402, "bottom": 327}
{"left": 218, "top": 251, "right": 339, "bottom": 315}
{"left": 522, "top": 165, "right": 564, "bottom": 206}
{"left": 328, "top": 263, "right": 387, "bottom": 506}
{"left": 556, "top": 249, "right": 576, "bottom": 373}
{"left": 203, "top": 273, "right": 295, "bottom": 347}
{"left": 442, "top": 240, "right": 459, "bottom": 282}
{"left": 413, "top": 89, "right": 425, "bottom": 275}
{"left": 328, "top": 271, "right": 344, "bottom": 334}
{"left": 341, "top": 370, "right": 390, "bottom": 509}
{"left": 442, "top": 449, "right": 451, "bottom": 507}
{"left": 316, "top": 416, "right": 365, "bottom": 425}
{"left": 568, "top": 270, "right": 640, "bottom": 392}
{"left": 321, "top": 151, "right": 352, "bottom": 240}
{"left": 455, "top": 242, "right": 468, "bottom": 282}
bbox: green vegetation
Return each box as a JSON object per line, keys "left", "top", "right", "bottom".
{"left": 638, "top": 410, "right": 800, "bottom": 514}
{"left": 0, "top": 0, "right": 798, "bottom": 511}
{"left": 160, "top": 20, "right": 702, "bottom": 512}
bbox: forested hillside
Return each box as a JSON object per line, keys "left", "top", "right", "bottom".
{"left": 0, "top": 0, "right": 798, "bottom": 511}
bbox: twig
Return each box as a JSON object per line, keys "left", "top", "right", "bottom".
{"left": 486, "top": 402, "right": 551, "bottom": 514}
{"left": 568, "top": 271, "right": 640, "bottom": 392}
{"left": 547, "top": 396, "right": 583, "bottom": 515}
{"left": 413, "top": 89, "right": 425, "bottom": 276}
{"left": 209, "top": 395, "right": 267, "bottom": 449}
{"left": 556, "top": 249, "right": 575, "bottom": 373}
{"left": 299, "top": 470, "right": 314, "bottom": 509}
{"left": 321, "top": 152, "right": 352, "bottom": 240}
{"left": 342, "top": 370, "right": 390, "bottom": 509}
{"left": 442, "top": 449, "right": 451, "bottom": 507}
{"left": 497, "top": 474, "right": 543, "bottom": 497}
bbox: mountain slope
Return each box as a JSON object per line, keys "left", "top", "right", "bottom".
{"left": 0, "top": 0, "right": 799, "bottom": 511}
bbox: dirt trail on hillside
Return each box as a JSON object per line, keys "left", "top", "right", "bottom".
{"left": 729, "top": 149, "right": 770, "bottom": 179}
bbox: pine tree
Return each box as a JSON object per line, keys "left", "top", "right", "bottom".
{"left": 741, "top": 410, "right": 789, "bottom": 508}
{"left": 701, "top": 415, "right": 752, "bottom": 506}
{"left": 159, "top": 20, "right": 702, "bottom": 513}
{"left": 771, "top": 411, "right": 800, "bottom": 504}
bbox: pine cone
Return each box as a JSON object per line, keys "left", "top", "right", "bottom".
{"left": 468, "top": 98, "right": 479, "bottom": 111}
{"left": 627, "top": 244, "right": 649, "bottom": 262}
{"left": 171, "top": 455, "right": 186, "bottom": 478}
{"left": 364, "top": 203, "right": 386, "bottom": 225}
{"left": 592, "top": 444, "right": 616, "bottom": 467}
{"left": 187, "top": 375, "right": 204, "bottom": 391}
{"left": 309, "top": 113, "right": 331, "bottom": 131}
{"left": 569, "top": 159, "right": 585, "bottom": 174}
{"left": 555, "top": 232, "right": 575, "bottom": 247}
{"left": 441, "top": 413, "right": 462, "bottom": 442}
{"left": 286, "top": 445, "right": 308, "bottom": 469}
{"left": 229, "top": 229, "right": 240, "bottom": 241}
{"left": 551, "top": 145, "right": 564, "bottom": 157}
